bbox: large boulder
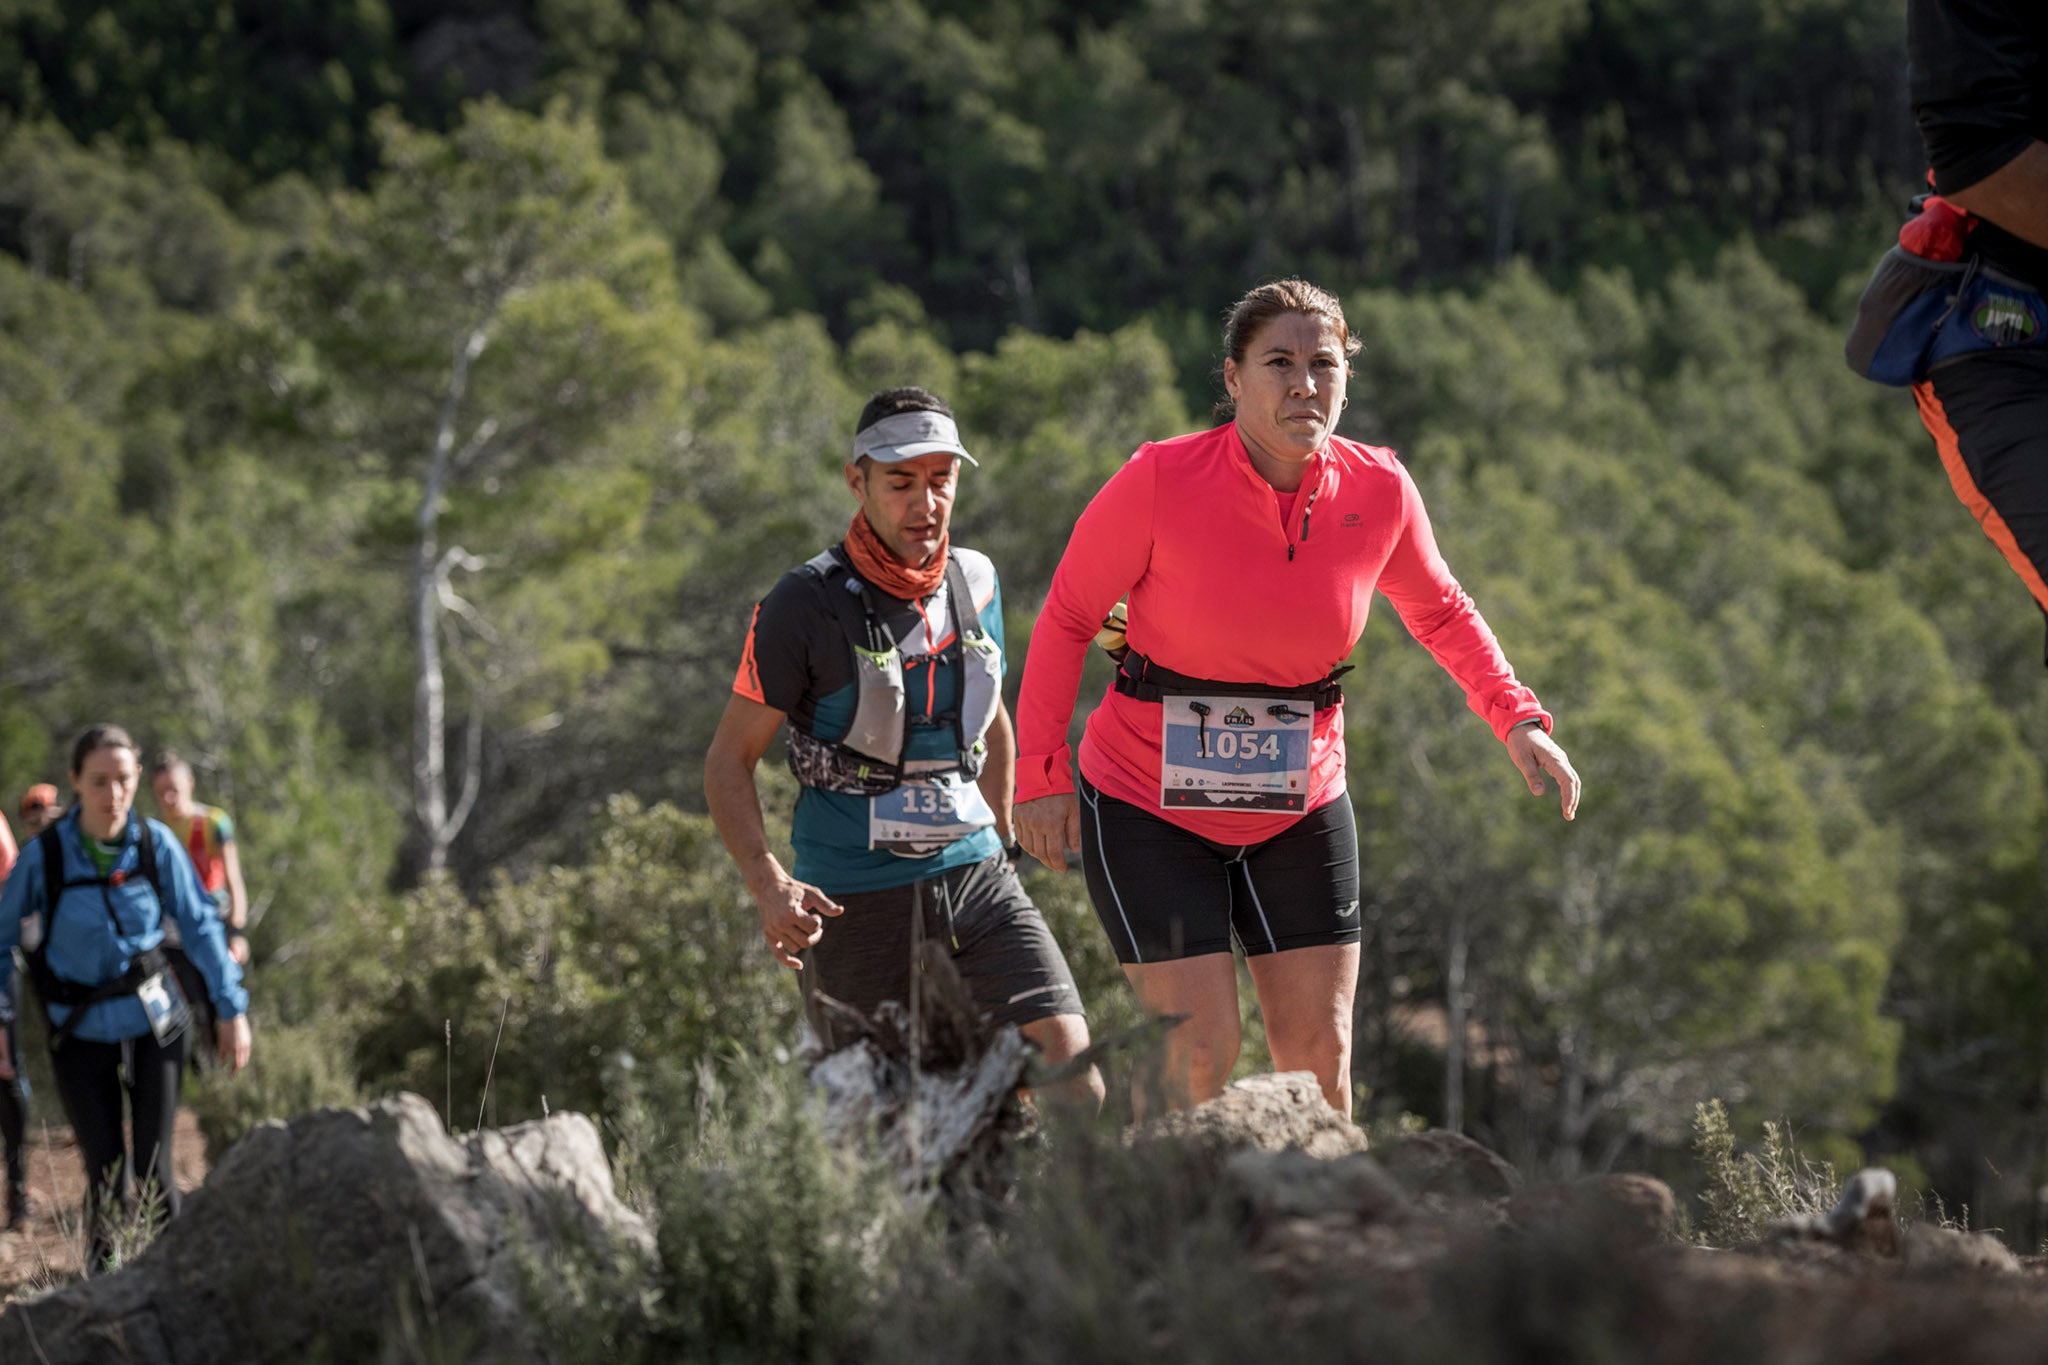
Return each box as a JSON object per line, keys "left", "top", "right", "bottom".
{"left": 1381, "top": 1128, "right": 1522, "bottom": 1200}
{"left": 1129, "top": 1072, "right": 1369, "bottom": 1172}
{"left": 1505, "top": 1173, "right": 1679, "bottom": 1247}
{"left": 0, "top": 1092, "right": 650, "bottom": 1364}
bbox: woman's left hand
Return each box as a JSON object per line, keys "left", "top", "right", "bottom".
{"left": 1507, "top": 724, "right": 1581, "bottom": 821}
{"left": 217, "top": 1014, "right": 253, "bottom": 1074}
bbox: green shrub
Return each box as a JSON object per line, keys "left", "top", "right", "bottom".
{"left": 186, "top": 1018, "right": 364, "bottom": 1157}
{"left": 343, "top": 797, "right": 800, "bottom": 1134}
{"left": 646, "top": 1063, "right": 929, "bottom": 1363}
{"left": 1691, "top": 1098, "right": 1841, "bottom": 1246}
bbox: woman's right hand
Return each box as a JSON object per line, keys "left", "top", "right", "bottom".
{"left": 1015, "top": 794, "right": 1082, "bottom": 872}
{"left": 217, "top": 1014, "right": 252, "bottom": 1074}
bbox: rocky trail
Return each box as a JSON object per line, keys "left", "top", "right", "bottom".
{"left": 0, "top": 1110, "right": 210, "bottom": 1302}
{"left": 5, "top": 957, "right": 2048, "bottom": 1361}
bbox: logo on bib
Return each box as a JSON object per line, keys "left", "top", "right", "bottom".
{"left": 1972, "top": 294, "right": 2040, "bottom": 345}
{"left": 1224, "top": 706, "right": 1256, "bottom": 727}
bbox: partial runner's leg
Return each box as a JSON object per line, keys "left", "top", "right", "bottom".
{"left": 940, "top": 855, "right": 1104, "bottom": 1114}
{"left": 1916, "top": 350, "right": 2048, "bottom": 657}
{"left": 1121, "top": 954, "right": 1242, "bottom": 1117}
{"left": 125, "top": 1029, "right": 190, "bottom": 1225}
{"left": 0, "top": 1012, "right": 28, "bottom": 1224}
{"left": 1019, "top": 1013, "right": 1105, "bottom": 1115}
{"left": 49, "top": 1037, "right": 130, "bottom": 1267}
{"left": 1246, "top": 944, "right": 1362, "bottom": 1116}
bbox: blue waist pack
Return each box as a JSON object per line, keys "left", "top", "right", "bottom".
{"left": 1846, "top": 247, "right": 2048, "bottom": 386}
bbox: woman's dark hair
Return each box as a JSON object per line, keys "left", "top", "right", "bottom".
{"left": 70, "top": 724, "right": 140, "bottom": 775}
{"left": 1213, "top": 279, "right": 1363, "bottom": 420}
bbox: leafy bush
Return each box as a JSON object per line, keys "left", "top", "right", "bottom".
{"left": 516, "top": 1059, "right": 927, "bottom": 1365}
{"left": 1691, "top": 1098, "right": 1841, "bottom": 1246}
{"left": 186, "top": 1018, "right": 364, "bottom": 1158}
{"left": 341, "top": 797, "right": 800, "bottom": 1132}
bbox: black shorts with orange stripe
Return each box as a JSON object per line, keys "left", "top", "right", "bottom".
{"left": 1915, "top": 349, "right": 2048, "bottom": 660}
{"left": 1075, "top": 773, "right": 1360, "bottom": 965}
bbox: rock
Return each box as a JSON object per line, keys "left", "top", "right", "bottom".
{"left": 1129, "top": 1073, "right": 1369, "bottom": 1170}
{"left": 1506, "top": 1173, "right": 1678, "bottom": 1247}
{"left": 1220, "top": 1149, "right": 1414, "bottom": 1233}
{"left": 1381, "top": 1128, "right": 1522, "bottom": 1199}
{"left": 1902, "top": 1224, "right": 2023, "bottom": 1276}
{"left": 1772, "top": 1168, "right": 1901, "bottom": 1257}
{"left": 0, "top": 1093, "right": 651, "bottom": 1365}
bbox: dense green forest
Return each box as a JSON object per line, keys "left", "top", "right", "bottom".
{"left": 3, "top": 0, "right": 2045, "bottom": 1247}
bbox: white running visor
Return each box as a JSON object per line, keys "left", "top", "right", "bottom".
{"left": 852, "top": 409, "right": 978, "bottom": 466}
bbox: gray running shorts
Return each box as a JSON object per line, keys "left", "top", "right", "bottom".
{"left": 809, "top": 853, "right": 1084, "bottom": 1028}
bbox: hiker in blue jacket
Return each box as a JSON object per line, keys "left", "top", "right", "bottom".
{"left": 0, "top": 724, "right": 251, "bottom": 1269}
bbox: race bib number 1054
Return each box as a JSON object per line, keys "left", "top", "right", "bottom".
{"left": 1158, "top": 693, "right": 1313, "bottom": 811}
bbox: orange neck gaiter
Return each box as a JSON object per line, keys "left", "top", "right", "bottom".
{"left": 844, "top": 511, "right": 947, "bottom": 600}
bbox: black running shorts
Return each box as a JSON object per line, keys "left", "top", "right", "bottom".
{"left": 1076, "top": 774, "right": 1361, "bottom": 965}
{"left": 808, "top": 853, "right": 1084, "bottom": 1027}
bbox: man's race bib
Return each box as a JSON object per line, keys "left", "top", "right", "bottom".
{"left": 1159, "top": 693, "right": 1313, "bottom": 811}
{"left": 869, "top": 774, "right": 997, "bottom": 856}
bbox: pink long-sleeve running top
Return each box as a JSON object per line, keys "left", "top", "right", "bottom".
{"left": 1014, "top": 423, "right": 1551, "bottom": 843}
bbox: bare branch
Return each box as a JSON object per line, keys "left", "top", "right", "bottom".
{"left": 444, "top": 691, "right": 485, "bottom": 847}
{"left": 452, "top": 416, "right": 501, "bottom": 475}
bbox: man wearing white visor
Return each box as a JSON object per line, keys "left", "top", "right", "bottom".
{"left": 706, "top": 387, "right": 1102, "bottom": 1111}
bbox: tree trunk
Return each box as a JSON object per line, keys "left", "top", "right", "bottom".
{"left": 415, "top": 326, "right": 490, "bottom": 872}
{"left": 1444, "top": 900, "right": 1469, "bottom": 1133}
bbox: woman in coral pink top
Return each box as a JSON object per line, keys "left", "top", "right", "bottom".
{"left": 1014, "top": 279, "right": 1579, "bottom": 1118}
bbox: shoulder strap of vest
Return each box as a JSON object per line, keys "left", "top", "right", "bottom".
{"left": 809, "top": 544, "right": 896, "bottom": 653}
{"left": 942, "top": 555, "right": 984, "bottom": 642}
{"left": 135, "top": 822, "right": 164, "bottom": 907}
{"left": 38, "top": 825, "right": 61, "bottom": 917}
{"left": 43, "top": 821, "right": 169, "bottom": 904}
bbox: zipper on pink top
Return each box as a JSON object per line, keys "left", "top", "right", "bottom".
{"left": 1287, "top": 484, "right": 1320, "bottom": 562}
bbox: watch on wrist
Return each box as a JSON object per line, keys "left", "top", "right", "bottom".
{"left": 1004, "top": 840, "right": 1025, "bottom": 862}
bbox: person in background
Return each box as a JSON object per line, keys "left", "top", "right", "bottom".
{"left": 19, "top": 784, "right": 63, "bottom": 839}
{"left": 1896, "top": 2, "right": 2048, "bottom": 650}
{"left": 0, "top": 797, "right": 24, "bottom": 1227}
{"left": 3, "top": 783, "right": 66, "bottom": 1223}
{"left": 148, "top": 752, "right": 248, "bottom": 1080}
{"left": 148, "top": 752, "right": 250, "bottom": 967}
{"left": 0, "top": 726, "right": 250, "bottom": 1269}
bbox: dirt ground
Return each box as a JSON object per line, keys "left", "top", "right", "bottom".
{"left": 0, "top": 1109, "right": 209, "bottom": 1304}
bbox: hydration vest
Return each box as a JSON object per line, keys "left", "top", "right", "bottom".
{"left": 23, "top": 823, "right": 176, "bottom": 1046}
{"left": 784, "top": 547, "right": 1004, "bottom": 797}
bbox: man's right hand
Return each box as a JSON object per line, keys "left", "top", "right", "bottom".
{"left": 1015, "top": 793, "right": 1082, "bottom": 872}
{"left": 751, "top": 871, "right": 844, "bottom": 971}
